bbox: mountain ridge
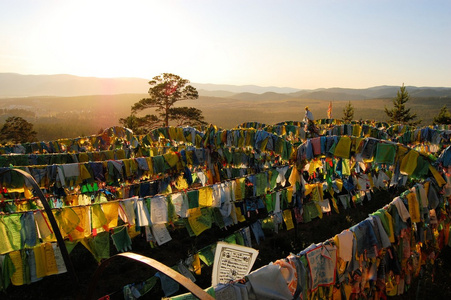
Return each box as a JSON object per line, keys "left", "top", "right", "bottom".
{"left": 1, "top": 73, "right": 451, "bottom": 99}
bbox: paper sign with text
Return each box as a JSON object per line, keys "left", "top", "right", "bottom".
{"left": 212, "top": 242, "right": 258, "bottom": 286}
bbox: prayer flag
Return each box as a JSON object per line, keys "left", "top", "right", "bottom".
{"left": 327, "top": 101, "right": 332, "bottom": 119}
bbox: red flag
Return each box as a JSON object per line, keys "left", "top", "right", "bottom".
{"left": 327, "top": 101, "right": 332, "bottom": 119}
{"left": 164, "top": 83, "right": 178, "bottom": 96}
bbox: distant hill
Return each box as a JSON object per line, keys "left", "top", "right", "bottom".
{"left": 288, "top": 90, "right": 368, "bottom": 101}
{"left": 226, "top": 86, "right": 451, "bottom": 101}
{"left": 227, "top": 91, "right": 294, "bottom": 101}
{"left": 191, "top": 83, "right": 301, "bottom": 95}
{"left": 0, "top": 73, "right": 301, "bottom": 97}
{"left": 0, "top": 73, "right": 150, "bottom": 97}
{"left": 1, "top": 73, "right": 451, "bottom": 100}
{"left": 287, "top": 86, "right": 451, "bottom": 100}
{"left": 196, "top": 90, "right": 236, "bottom": 98}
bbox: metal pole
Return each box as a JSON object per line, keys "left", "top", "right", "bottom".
{"left": 0, "top": 168, "right": 79, "bottom": 284}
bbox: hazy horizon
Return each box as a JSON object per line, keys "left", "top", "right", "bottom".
{"left": 3, "top": 72, "right": 451, "bottom": 92}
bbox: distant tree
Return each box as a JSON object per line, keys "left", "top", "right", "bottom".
{"left": 342, "top": 101, "right": 354, "bottom": 123}
{"left": 384, "top": 84, "right": 420, "bottom": 125}
{"left": 169, "top": 107, "right": 207, "bottom": 127}
{"left": 119, "top": 114, "right": 143, "bottom": 133}
{"left": 0, "top": 116, "right": 37, "bottom": 144}
{"left": 433, "top": 105, "right": 451, "bottom": 125}
{"left": 0, "top": 108, "right": 35, "bottom": 118}
{"left": 119, "top": 114, "right": 160, "bottom": 134}
{"left": 131, "top": 73, "right": 203, "bottom": 129}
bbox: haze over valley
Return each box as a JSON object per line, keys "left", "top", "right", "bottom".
{"left": 1, "top": 73, "right": 450, "bottom": 141}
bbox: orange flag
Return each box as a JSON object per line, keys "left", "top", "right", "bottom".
{"left": 327, "top": 101, "right": 332, "bottom": 119}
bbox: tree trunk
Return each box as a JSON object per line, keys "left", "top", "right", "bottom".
{"left": 165, "top": 102, "right": 169, "bottom": 127}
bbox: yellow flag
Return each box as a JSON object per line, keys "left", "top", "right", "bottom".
{"left": 283, "top": 209, "right": 294, "bottom": 230}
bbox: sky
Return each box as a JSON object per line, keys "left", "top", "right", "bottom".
{"left": 1, "top": 0, "right": 450, "bottom": 89}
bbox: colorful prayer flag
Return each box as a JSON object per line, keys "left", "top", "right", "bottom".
{"left": 327, "top": 101, "right": 332, "bottom": 119}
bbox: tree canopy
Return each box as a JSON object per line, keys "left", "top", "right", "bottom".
{"left": 130, "top": 73, "right": 204, "bottom": 130}
{"left": 433, "top": 105, "right": 451, "bottom": 125}
{"left": 169, "top": 107, "right": 207, "bottom": 127}
{"left": 384, "top": 84, "right": 420, "bottom": 125}
{"left": 0, "top": 116, "right": 37, "bottom": 144}
{"left": 342, "top": 101, "right": 354, "bottom": 123}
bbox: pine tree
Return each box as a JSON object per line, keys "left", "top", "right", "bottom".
{"left": 433, "top": 105, "right": 451, "bottom": 125}
{"left": 384, "top": 84, "right": 420, "bottom": 125}
{"left": 130, "top": 73, "right": 204, "bottom": 129}
{"left": 0, "top": 116, "right": 37, "bottom": 144}
{"left": 342, "top": 101, "right": 354, "bottom": 123}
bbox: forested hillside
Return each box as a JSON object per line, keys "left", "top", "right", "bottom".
{"left": 1, "top": 93, "right": 451, "bottom": 141}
